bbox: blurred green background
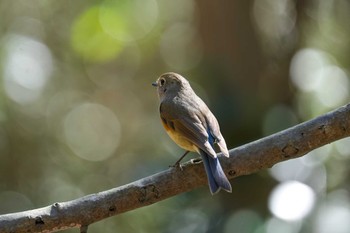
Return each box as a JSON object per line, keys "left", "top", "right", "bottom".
{"left": 1, "top": 0, "right": 350, "bottom": 232}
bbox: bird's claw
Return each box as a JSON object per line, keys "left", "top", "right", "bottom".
{"left": 169, "top": 162, "right": 183, "bottom": 171}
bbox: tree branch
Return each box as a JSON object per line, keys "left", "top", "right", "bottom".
{"left": 1, "top": 104, "right": 350, "bottom": 233}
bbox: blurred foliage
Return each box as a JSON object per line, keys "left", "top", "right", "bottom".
{"left": 0, "top": 0, "right": 350, "bottom": 232}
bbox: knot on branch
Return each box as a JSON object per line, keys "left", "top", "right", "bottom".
{"left": 318, "top": 124, "right": 327, "bottom": 134}
{"left": 138, "top": 185, "right": 160, "bottom": 203}
{"left": 35, "top": 216, "right": 45, "bottom": 225}
{"left": 282, "top": 144, "right": 299, "bottom": 158}
{"left": 228, "top": 170, "right": 236, "bottom": 177}
{"left": 109, "top": 205, "right": 116, "bottom": 212}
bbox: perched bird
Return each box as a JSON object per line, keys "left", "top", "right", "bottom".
{"left": 152, "top": 72, "right": 232, "bottom": 194}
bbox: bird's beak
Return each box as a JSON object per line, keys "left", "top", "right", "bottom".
{"left": 152, "top": 82, "right": 158, "bottom": 87}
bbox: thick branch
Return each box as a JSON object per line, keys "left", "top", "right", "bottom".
{"left": 1, "top": 104, "right": 350, "bottom": 233}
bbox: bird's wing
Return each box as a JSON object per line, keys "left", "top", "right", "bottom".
{"left": 200, "top": 103, "right": 230, "bottom": 158}
{"left": 160, "top": 102, "right": 217, "bottom": 158}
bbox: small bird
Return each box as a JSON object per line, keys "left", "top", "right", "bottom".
{"left": 152, "top": 72, "right": 232, "bottom": 194}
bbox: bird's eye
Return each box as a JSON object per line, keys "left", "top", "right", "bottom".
{"left": 160, "top": 78, "right": 165, "bottom": 86}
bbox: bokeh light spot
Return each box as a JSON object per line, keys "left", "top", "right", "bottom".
{"left": 290, "top": 48, "right": 330, "bottom": 92}
{"left": 301, "top": 144, "right": 332, "bottom": 167}
{"left": 71, "top": 6, "right": 123, "bottom": 62}
{"left": 269, "top": 181, "right": 315, "bottom": 221}
{"left": 3, "top": 34, "right": 53, "bottom": 104}
{"left": 100, "top": 0, "right": 158, "bottom": 42}
{"left": 314, "top": 65, "right": 349, "bottom": 108}
{"left": 314, "top": 190, "right": 350, "bottom": 233}
{"left": 253, "top": 0, "right": 296, "bottom": 39}
{"left": 266, "top": 217, "right": 301, "bottom": 233}
{"left": 270, "top": 159, "right": 311, "bottom": 183}
{"left": 63, "top": 103, "right": 121, "bottom": 161}
{"left": 316, "top": 205, "right": 350, "bottom": 233}
{"left": 334, "top": 137, "right": 350, "bottom": 158}
{"left": 270, "top": 155, "right": 327, "bottom": 193}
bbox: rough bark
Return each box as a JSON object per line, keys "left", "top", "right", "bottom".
{"left": 1, "top": 103, "right": 350, "bottom": 233}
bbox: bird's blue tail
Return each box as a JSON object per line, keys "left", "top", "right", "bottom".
{"left": 199, "top": 149, "right": 232, "bottom": 194}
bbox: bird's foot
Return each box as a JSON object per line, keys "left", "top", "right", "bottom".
{"left": 169, "top": 162, "right": 183, "bottom": 170}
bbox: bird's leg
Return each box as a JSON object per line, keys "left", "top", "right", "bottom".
{"left": 170, "top": 151, "right": 190, "bottom": 168}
